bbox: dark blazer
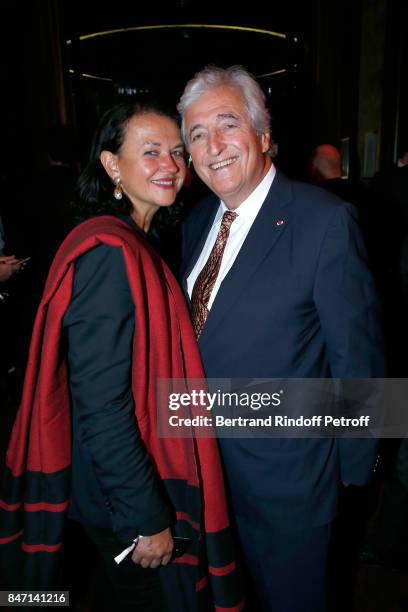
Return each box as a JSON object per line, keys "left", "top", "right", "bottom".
{"left": 63, "top": 222, "right": 174, "bottom": 544}
{"left": 181, "top": 170, "right": 384, "bottom": 532}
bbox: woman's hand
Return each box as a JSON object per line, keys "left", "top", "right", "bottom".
{"left": 131, "top": 527, "right": 173, "bottom": 568}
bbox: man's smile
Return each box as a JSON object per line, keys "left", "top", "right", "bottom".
{"left": 209, "top": 156, "right": 238, "bottom": 170}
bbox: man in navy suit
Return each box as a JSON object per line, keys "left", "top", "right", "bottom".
{"left": 177, "top": 65, "right": 384, "bottom": 612}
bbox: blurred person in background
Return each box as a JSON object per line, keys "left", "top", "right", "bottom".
{"left": 0, "top": 212, "right": 29, "bottom": 401}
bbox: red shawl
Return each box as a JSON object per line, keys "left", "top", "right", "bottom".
{"left": 0, "top": 216, "right": 243, "bottom": 611}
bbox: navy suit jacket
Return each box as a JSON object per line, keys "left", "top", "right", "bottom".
{"left": 181, "top": 171, "right": 384, "bottom": 532}
{"left": 63, "top": 219, "right": 174, "bottom": 544}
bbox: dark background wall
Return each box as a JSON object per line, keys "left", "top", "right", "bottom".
{"left": 1, "top": 0, "right": 407, "bottom": 180}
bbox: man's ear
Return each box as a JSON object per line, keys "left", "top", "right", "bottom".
{"left": 100, "top": 150, "right": 119, "bottom": 181}
{"left": 260, "top": 132, "right": 271, "bottom": 154}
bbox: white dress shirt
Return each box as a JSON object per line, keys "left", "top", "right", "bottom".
{"left": 187, "top": 164, "right": 276, "bottom": 309}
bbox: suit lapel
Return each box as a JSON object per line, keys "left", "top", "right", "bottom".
{"left": 199, "top": 171, "right": 293, "bottom": 346}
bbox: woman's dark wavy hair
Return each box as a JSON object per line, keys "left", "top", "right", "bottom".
{"left": 73, "top": 101, "right": 179, "bottom": 219}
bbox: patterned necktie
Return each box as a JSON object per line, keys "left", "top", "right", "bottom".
{"left": 191, "top": 210, "right": 237, "bottom": 338}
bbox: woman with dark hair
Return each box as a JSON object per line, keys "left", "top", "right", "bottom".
{"left": 0, "top": 102, "right": 243, "bottom": 611}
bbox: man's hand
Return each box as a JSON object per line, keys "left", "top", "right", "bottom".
{"left": 0, "top": 255, "right": 27, "bottom": 282}
{"left": 131, "top": 527, "right": 173, "bottom": 568}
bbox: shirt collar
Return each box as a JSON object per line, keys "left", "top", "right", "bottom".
{"left": 215, "top": 163, "right": 276, "bottom": 223}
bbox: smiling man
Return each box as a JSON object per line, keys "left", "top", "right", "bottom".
{"left": 178, "top": 66, "right": 384, "bottom": 612}
{"left": 184, "top": 84, "right": 270, "bottom": 209}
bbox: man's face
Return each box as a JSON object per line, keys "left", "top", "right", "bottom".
{"left": 185, "top": 86, "right": 271, "bottom": 209}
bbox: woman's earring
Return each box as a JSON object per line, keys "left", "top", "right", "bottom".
{"left": 113, "top": 176, "right": 123, "bottom": 200}
{"left": 187, "top": 154, "right": 193, "bottom": 168}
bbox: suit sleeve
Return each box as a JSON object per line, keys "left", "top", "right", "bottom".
{"left": 313, "top": 203, "right": 384, "bottom": 485}
{"left": 64, "top": 244, "right": 175, "bottom": 542}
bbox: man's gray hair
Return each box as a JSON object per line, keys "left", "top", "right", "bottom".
{"left": 177, "top": 65, "right": 271, "bottom": 144}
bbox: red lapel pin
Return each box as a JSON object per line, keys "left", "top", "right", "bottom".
{"left": 276, "top": 219, "right": 284, "bottom": 226}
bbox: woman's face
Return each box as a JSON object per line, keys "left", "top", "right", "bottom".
{"left": 105, "top": 113, "right": 186, "bottom": 214}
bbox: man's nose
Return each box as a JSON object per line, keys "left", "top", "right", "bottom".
{"left": 207, "top": 130, "right": 224, "bottom": 156}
